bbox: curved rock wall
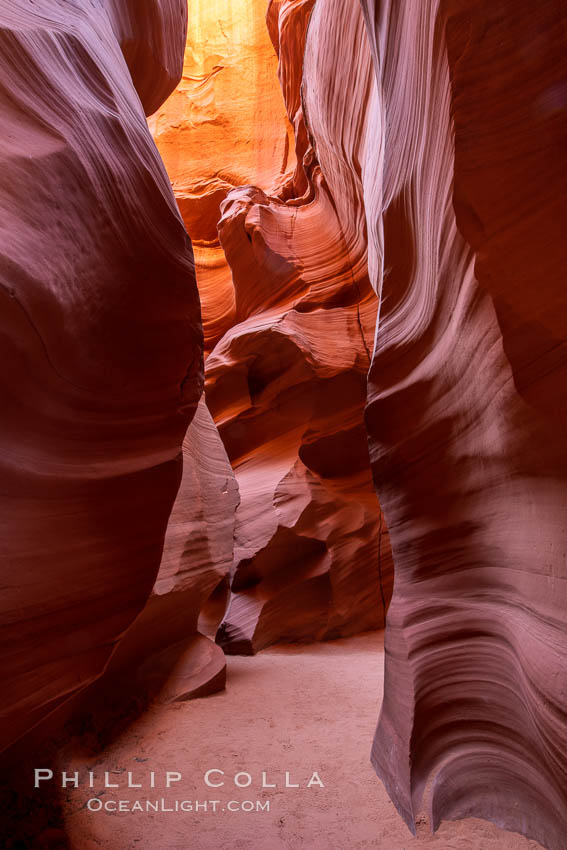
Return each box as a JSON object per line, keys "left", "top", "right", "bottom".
{"left": 149, "top": 0, "right": 297, "bottom": 351}
{"left": 152, "top": 0, "right": 393, "bottom": 654}
{"left": 4, "top": 1, "right": 562, "bottom": 846}
{"left": 104, "top": 398, "right": 239, "bottom": 701}
{"left": 0, "top": 0, "right": 201, "bottom": 753}
{"left": 209, "top": 184, "right": 390, "bottom": 652}
{"left": 106, "top": 0, "right": 189, "bottom": 116}
{"left": 303, "top": 0, "right": 567, "bottom": 847}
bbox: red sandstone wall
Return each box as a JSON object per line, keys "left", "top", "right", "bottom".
{"left": 303, "top": 0, "right": 567, "bottom": 847}
{"left": 3, "top": 3, "right": 564, "bottom": 848}
{"left": 0, "top": 0, "right": 202, "bottom": 753}
{"left": 151, "top": 0, "right": 393, "bottom": 654}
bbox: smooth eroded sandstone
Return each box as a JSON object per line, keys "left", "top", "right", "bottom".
{"left": 208, "top": 0, "right": 393, "bottom": 653}
{"left": 150, "top": 0, "right": 297, "bottom": 350}
{"left": 151, "top": 0, "right": 393, "bottom": 655}
{"left": 303, "top": 0, "right": 567, "bottom": 847}
{"left": 0, "top": 0, "right": 201, "bottom": 753}
{"left": 103, "top": 398, "right": 239, "bottom": 700}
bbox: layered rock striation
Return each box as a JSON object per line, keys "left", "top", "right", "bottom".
{"left": 0, "top": 0, "right": 201, "bottom": 753}
{"left": 104, "top": 398, "right": 239, "bottom": 701}
{"left": 149, "top": 0, "right": 297, "bottom": 351}
{"left": 3, "top": 0, "right": 563, "bottom": 847}
{"left": 302, "top": 0, "right": 567, "bottom": 847}
{"left": 210, "top": 0, "right": 392, "bottom": 653}
{"left": 152, "top": 0, "right": 393, "bottom": 655}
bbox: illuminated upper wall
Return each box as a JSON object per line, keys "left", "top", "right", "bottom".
{"left": 150, "top": 0, "right": 295, "bottom": 245}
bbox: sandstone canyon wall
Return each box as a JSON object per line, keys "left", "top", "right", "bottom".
{"left": 2, "top": 1, "right": 565, "bottom": 848}
{"left": 151, "top": 0, "right": 393, "bottom": 654}
{"left": 149, "top": 0, "right": 297, "bottom": 351}
{"left": 301, "top": 0, "right": 567, "bottom": 848}
{"left": 102, "top": 397, "right": 239, "bottom": 702}
{"left": 0, "top": 0, "right": 202, "bottom": 753}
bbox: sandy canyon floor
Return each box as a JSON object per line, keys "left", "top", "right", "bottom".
{"left": 58, "top": 633, "right": 543, "bottom": 850}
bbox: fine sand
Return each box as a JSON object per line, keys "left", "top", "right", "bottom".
{"left": 59, "top": 633, "right": 543, "bottom": 850}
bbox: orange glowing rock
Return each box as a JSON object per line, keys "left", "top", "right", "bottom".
{"left": 150, "top": 0, "right": 297, "bottom": 350}
{"left": 151, "top": 0, "right": 393, "bottom": 653}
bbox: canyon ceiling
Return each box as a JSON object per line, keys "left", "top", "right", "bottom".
{"left": 1, "top": 1, "right": 566, "bottom": 849}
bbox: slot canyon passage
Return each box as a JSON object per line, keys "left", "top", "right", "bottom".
{"left": 0, "top": 0, "right": 566, "bottom": 849}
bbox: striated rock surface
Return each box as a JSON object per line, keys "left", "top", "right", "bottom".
{"left": 3, "top": 0, "right": 564, "bottom": 847}
{"left": 303, "top": 0, "right": 567, "bottom": 847}
{"left": 103, "top": 398, "right": 239, "bottom": 700}
{"left": 151, "top": 0, "right": 393, "bottom": 654}
{"left": 0, "top": 0, "right": 201, "bottom": 754}
{"left": 210, "top": 0, "right": 391, "bottom": 653}
{"left": 209, "top": 168, "right": 392, "bottom": 652}
{"left": 106, "top": 0, "right": 189, "bottom": 116}
{"left": 150, "top": 0, "right": 297, "bottom": 351}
